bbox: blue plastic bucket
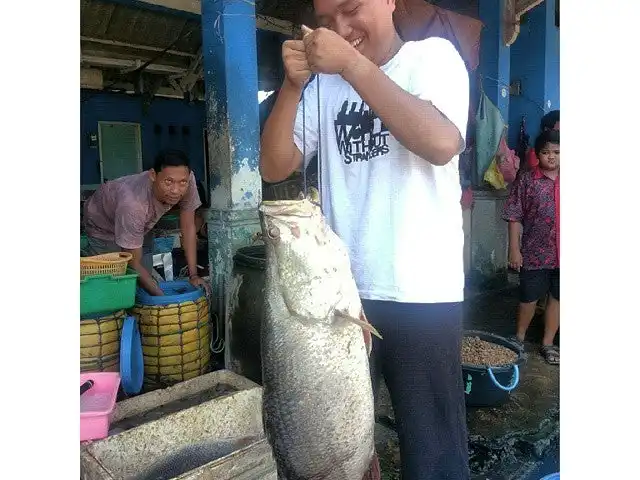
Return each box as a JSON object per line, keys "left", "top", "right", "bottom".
{"left": 120, "top": 316, "right": 144, "bottom": 395}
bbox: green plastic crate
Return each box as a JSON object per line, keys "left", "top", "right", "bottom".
{"left": 80, "top": 272, "right": 139, "bottom": 316}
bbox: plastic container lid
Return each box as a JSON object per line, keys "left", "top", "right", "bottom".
{"left": 136, "top": 280, "right": 204, "bottom": 306}
{"left": 120, "top": 316, "right": 144, "bottom": 395}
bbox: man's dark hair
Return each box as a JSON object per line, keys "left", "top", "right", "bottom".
{"left": 534, "top": 129, "right": 560, "bottom": 156}
{"left": 153, "top": 149, "right": 191, "bottom": 172}
{"left": 540, "top": 110, "right": 560, "bottom": 131}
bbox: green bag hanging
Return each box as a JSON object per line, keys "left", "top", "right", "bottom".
{"left": 475, "top": 82, "right": 506, "bottom": 184}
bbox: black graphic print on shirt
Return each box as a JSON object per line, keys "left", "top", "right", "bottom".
{"left": 334, "top": 100, "right": 391, "bottom": 164}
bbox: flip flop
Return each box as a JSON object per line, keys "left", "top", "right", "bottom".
{"left": 540, "top": 345, "right": 560, "bottom": 365}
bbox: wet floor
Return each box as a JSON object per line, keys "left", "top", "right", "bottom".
{"left": 376, "top": 287, "right": 560, "bottom": 480}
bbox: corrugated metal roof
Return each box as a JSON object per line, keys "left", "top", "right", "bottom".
{"left": 81, "top": 0, "right": 201, "bottom": 55}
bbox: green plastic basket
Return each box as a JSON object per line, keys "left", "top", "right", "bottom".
{"left": 80, "top": 272, "right": 139, "bottom": 316}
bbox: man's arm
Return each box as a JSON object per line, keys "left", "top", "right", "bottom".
{"left": 260, "top": 81, "right": 306, "bottom": 183}
{"left": 124, "top": 246, "right": 164, "bottom": 296}
{"left": 180, "top": 209, "right": 198, "bottom": 279}
{"left": 114, "top": 203, "right": 164, "bottom": 295}
{"left": 178, "top": 172, "right": 209, "bottom": 290}
{"left": 342, "top": 39, "right": 469, "bottom": 166}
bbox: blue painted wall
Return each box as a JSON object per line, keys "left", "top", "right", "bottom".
{"left": 80, "top": 89, "right": 206, "bottom": 186}
{"left": 507, "top": 0, "right": 560, "bottom": 147}
{"left": 544, "top": 0, "right": 560, "bottom": 113}
{"left": 478, "top": 0, "right": 510, "bottom": 120}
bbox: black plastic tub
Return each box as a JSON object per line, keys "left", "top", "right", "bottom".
{"left": 462, "top": 330, "right": 527, "bottom": 408}
{"left": 227, "top": 245, "right": 267, "bottom": 385}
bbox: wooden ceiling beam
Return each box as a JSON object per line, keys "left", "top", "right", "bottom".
{"left": 133, "top": 0, "right": 295, "bottom": 36}
{"left": 81, "top": 54, "right": 187, "bottom": 75}
{"left": 503, "top": 0, "right": 546, "bottom": 46}
{"left": 81, "top": 36, "right": 197, "bottom": 58}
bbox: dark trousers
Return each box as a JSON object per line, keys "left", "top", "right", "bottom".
{"left": 363, "top": 300, "right": 470, "bottom": 480}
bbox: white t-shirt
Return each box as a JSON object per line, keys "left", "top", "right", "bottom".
{"left": 293, "top": 37, "right": 469, "bottom": 304}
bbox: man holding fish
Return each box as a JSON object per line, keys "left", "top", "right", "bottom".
{"left": 260, "top": 0, "right": 470, "bottom": 478}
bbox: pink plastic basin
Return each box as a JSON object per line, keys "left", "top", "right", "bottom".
{"left": 80, "top": 372, "right": 120, "bottom": 442}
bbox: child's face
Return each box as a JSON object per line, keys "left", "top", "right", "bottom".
{"left": 538, "top": 142, "right": 560, "bottom": 171}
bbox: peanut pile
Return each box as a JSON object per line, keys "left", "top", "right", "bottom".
{"left": 462, "top": 336, "right": 518, "bottom": 367}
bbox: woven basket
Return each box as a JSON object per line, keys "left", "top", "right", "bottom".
{"left": 81, "top": 252, "right": 133, "bottom": 279}
{"left": 130, "top": 294, "right": 211, "bottom": 389}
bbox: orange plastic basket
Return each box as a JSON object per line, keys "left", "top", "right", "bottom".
{"left": 81, "top": 252, "right": 133, "bottom": 279}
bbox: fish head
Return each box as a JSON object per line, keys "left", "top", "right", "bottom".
{"left": 259, "top": 198, "right": 324, "bottom": 271}
{"left": 259, "top": 198, "right": 347, "bottom": 320}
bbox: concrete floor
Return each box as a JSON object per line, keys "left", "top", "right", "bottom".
{"left": 375, "top": 287, "right": 560, "bottom": 480}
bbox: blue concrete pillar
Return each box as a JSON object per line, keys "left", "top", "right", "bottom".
{"left": 202, "top": 0, "right": 260, "bottom": 210}
{"left": 479, "top": 0, "right": 511, "bottom": 120}
{"left": 508, "top": 0, "right": 559, "bottom": 146}
{"left": 201, "top": 0, "right": 262, "bottom": 344}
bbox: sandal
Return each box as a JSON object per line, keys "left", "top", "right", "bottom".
{"left": 540, "top": 345, "right": 560, "bottom": 365}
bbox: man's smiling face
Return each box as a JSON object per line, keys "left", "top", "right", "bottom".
{"left": 314, "top": 0, "right": 397, "bottom": 66}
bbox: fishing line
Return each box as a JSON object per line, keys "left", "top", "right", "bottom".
{"left": 316, "top": 74, "right": 322, "bottom": 212}
{"left": 301, "top": 74, "right": 322, "bottom": 212}
{"left": 303, "top": 80, "right": 308, "bottom": 199}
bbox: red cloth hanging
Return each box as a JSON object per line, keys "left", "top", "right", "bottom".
{"left": 394, "top": 0, "right": 483, "bottom": 72}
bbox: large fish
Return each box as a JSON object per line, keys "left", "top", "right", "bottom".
{"left": 258, "top": 198, "right": 381, "bottom": 480}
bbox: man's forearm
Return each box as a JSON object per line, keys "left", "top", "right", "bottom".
{"left": 123, "top": 246, "right": 164, "bottom": 295}
{"left": 182, "top": 224, "right": 198, "bottom": 278}
{"left": 260, "top": 80, "right": 304, "bottom": 183}
{"left": 342, "top": 55, "right": 462, "bottom": 166}
{"left": 508, "top": 221, "right": 522, "bottom": 251}
{"left": 132, "top": 262, "right": 164, "bottom": 296}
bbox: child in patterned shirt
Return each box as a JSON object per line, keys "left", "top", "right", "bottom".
{"left": 503, "top": 129, "right": 560, "bottom": 365}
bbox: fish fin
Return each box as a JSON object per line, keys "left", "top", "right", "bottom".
{"left": 335, "top": 310, "right": 383, "bottom": 343}
{"left": 362, "top": 449, "right": 382, "bottom": 480}
{"left": 360, "top": 310, "right": 373, "bottom": 357}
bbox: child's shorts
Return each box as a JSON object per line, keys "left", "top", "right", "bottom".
{"left": 519, "top": 268, "right": 560, "bottom": 303}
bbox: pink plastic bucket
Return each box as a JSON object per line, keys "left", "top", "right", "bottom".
{"left": 80, "top": 372, "right": 120, "bottom": 442}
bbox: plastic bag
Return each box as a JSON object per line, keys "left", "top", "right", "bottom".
{"left": 496, "top": 136, "right": 520, "bottom": 183}
{"left": 483, "top": 157, "right": 507, "bottom": 190}
{"left": 475, "top": 89, "right": 506, "bottom": 183}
